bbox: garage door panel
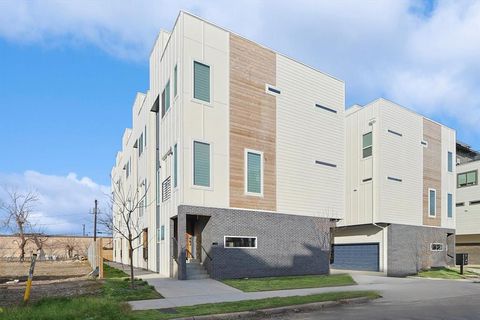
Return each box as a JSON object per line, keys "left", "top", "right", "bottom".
{"left": 332, "top": 243, "right": 379, "bottom": 271}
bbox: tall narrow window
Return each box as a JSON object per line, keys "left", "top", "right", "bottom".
{"left": 193, "top": 141, "right": 210, "bottom": 187}
{"left": 362, "top": 132, "right": 373, "bottom": 158}
{"left": 429, "top": 189, "right": 436, "bottom": 217}
{"left": 246, "top": 150, "right": 262, "bottom": 195}
{"left": 165, "top": 80, "right": 170, "bottom": 112}
{"left": 138, "top": 133, "right": 144, "bottom": 156}
{"left": 173, "top": 144, "right": 178, "bottom": 188}
{"left": 194, "top": 61, "right": 210, "bottom": 103}
{"left": 174, "top": 65, "right": 178, "bottom": 97}
{"left": 144, "top": 126, "right": 147, "bottom": 148}
{"left": 448, "top": 151, "right": 453, "bottom": 172}
{"left": 447, "top": 193, "right": 453, "bottom": 218}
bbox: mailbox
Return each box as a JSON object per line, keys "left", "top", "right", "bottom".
{"left": 456, "top": 253, "right": 469, "bottom": 266}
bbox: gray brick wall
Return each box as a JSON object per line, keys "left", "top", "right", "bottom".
{"left": 177, "top": 205, "right": 335, "bottom": 280}
{"left": 387, "top": 224, "right": 455, "bottom": 277}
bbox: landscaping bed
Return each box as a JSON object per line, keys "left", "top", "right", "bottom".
{"left": 417, "top": 267, "right": 479, "bottom": 279}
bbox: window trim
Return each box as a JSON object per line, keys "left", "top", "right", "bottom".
{"left": 224, "top": 236, "right": 258, "bottom": 249}
{"left": 191, "top": 139, "right": 213, "bottom": 190}
{"left": 447, "top": 193, "right": 453, "bottom": 218}
{"left": 244, "top": 149, "right": 264, "bottom": 197}
{"left": 430, "top": 243, "right": 444, "bottom": 252}
{"left": 447, "top": 151, "right": 453, "bottom": 173}
{"left": 173, "top": 143, "right": 178, "bottom": 189}
{"left": 362, "top": 132, "right": 373, "bottom": 159}
{"left": 428, "top": 188, "right": 437, "bottom": 217}
{"left": 457, "top": 170, "right": 478, "bottom": 188}
{"left": 192, "top": 60, "right": 213, "bottom": 105}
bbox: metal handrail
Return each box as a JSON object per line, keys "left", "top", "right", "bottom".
{"left": 171, "top": 237, "right": 179, "bottom": 262}
{"left": 201, "top": 244, "right": 212, "bottom": 261}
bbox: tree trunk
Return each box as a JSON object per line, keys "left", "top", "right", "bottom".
{"left": 19, "top": 237, "right": 26, "bottom": 262}
{"left": 128, "top": 237, "right": 135, "bottom": 289}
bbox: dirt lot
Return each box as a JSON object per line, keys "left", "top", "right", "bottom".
{"left": 0, "top": 260, "right": 92, "bottom": 283}
{"left": 0, "top": 260, "right": 99, "bottom": 306}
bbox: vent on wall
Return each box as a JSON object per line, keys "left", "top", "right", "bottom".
{"left": 265, "top": 84, "right": 281, "bottom": 95}
{"left": 362, "top": 178, "right": 372, "bottom": 182}
{"left": 315, "top": 160, "right": 337, "bottom": 168}
{"left": 456, "top": 202, "right": 465, "bottom": 207}
{"left": 470, "top": 200, "right": 480, "bottom": 206}
{"left": 421, "top": 140, "right": 428, "bottom": 147}
{"left": 387, "top": 129, "right": 403, "bottom": 137}
{"left": 315, "top": 104, "right": 337, "bottom": 114}
{"left": 387, "top": 176, "right": 402, "bottom": 182}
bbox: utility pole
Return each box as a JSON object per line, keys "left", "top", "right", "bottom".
{"left": 93, "top": 199, "right": 98, "bottom": 242}
{"left": 82, "top": 224, "right": 85, "bottom": 236}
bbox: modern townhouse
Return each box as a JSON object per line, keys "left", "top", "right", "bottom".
{"left": 112, "top": 11, "right": 345, "bottom": 280}
{"left": 333, "top": 98, "right": 456, "bottom": 276}
{"left": 455, "top": 142, "right": 480, "bottom": 264}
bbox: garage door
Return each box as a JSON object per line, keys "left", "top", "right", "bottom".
{"left": 331, "top": 243, "right": 379, "bottom": 271}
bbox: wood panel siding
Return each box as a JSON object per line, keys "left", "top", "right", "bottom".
{"left": 229, "top": 34, "right": 276, "bottom": 211}
{"left": 423, "top": 119, "right": 442, "bottom": 226}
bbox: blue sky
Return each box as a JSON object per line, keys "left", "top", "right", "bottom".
{"left": 0, "top": 0, "right": 479, "bottom": 234}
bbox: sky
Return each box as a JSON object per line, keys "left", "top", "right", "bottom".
{"left": 0, "top": 0, "right": 479, "bottom": 234}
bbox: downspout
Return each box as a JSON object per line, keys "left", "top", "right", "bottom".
{"left": 369, "top": 118, "right": 387, "bottom": 274}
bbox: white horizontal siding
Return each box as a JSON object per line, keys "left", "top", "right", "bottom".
{"left": 276, "top": 54, "right": 345, "bottom": 219}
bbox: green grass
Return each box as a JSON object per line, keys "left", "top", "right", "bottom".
{"left": 104, "top": 263, "right": 129, "bottom": 278}
{"left": 0, "top": 263, "right": 162, "bottom": 320}
{"left": 417, "top": 267, "right": 478, "bottom": 279}
{"left": 133, "top": 291, "right": 381, "bottom": 320}
{"left": 222, "top": 274, "right": 356, "bottom": 292}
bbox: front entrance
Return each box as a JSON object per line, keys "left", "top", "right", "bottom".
{"left": 185, "top": 219, "right": 196, "bottom": 260}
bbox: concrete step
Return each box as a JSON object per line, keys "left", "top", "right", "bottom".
{"left": 187, "top": 274, "right": 210, "bottom": 280}
{"left": 186, "top": 262, "right": 209, "bottom": 280}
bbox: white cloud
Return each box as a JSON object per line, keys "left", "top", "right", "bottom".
{"left": 0, "top": 171, "right": 110, "bottom": 235}
{"left": 0, "top": 0, "right": 479, "bottom": 142}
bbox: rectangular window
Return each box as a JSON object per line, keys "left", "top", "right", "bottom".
{"left": 448, "top": 193, "right": 453, "bottom": 218}
{"left": 362, "top": 132, "right": 372, "bottom": 158}
{"left": 165, "top": 80, "right": 170, "bottom": 112}
{"left": 457, "top": 170, "right": 478, "bottom": 188}
{"left": 429, "top": 189, "right": 436, "bottom": 217}
{"left": 315, "top": 103, "right": 337, "bottom": 114}
{"left": 144, "top": 126, "right": 147, "bottom": 148}
{"left": 174, "top": 65, "right": 178, "bottom": 97}
{"left": 387, "top": 129, "right": 403, "bottom": 137}
{"left": 430, "top": 243, "right": 444, "bottom": 251}
{"left": 173, "top": 144, "right": 178, "bottom": 188}
{"left": 224, "top": 236, "right": 257, "bottom": 248}
{"left": 193, "top": 61, "right": 210, "bottom": 102}
{"left": 157, "top": 225, "right": 165, "bottom": 241}
{"left": 138, "top": 133, "right": 144, "bottom": 156}
{"left": 193, "top": 141, "right": 210, "bottom": 187}
{"left": 448, "top": 152, "right": 453, "bottom": 172}
{"left": 246, "top": 150, "right": 262, "bottom": 195}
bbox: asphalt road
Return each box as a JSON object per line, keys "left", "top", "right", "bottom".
{"left": 270, "top": 273, "right": 480, "bottom": 320}
{"left": 272, "top": 294, "right": 480, "bottom": 320}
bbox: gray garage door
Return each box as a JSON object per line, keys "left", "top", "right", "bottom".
{"left": 331, "top": 243, "right": 379, "bottom": 271}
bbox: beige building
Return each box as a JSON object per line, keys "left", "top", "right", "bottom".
{"left": 335, "top": 99, "right": 456, "bottom": 276}
{"left": 112, "top": 11, "right": 345, "bottom": 280}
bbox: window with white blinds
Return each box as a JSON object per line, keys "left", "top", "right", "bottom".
{"left": 194, "top": 61, "right": 210, "bottom": 103}
{"left": 246, "top": 150, "right": 262, "bottom": 195}
{"left": 193, "top": 141, "right": 210, "bottom": 187}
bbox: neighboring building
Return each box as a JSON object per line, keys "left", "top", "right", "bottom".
{"left": 334, "top": 99, "right": 456, "bottom": 276}
{"left": 455, "top": 142, "right": 480, "bottom": 265}
{"left": 112, "top": 11, "right": 345, "bottom": 279}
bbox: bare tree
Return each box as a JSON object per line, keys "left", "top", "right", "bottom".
{"left": 100, "top": 179, "right": 150, "bottom": 288}
{"left": 0, "top": 189, "right": 39, "bottom": 261}
{"left": 31, "top": 232, "right": 49, "bottom": 260}
{"left": 59, "top": 237, "right": 81, "bottom": 259}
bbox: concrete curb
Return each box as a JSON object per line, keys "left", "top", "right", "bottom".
{"left": 169, "top": 296, "right": 373, "bottom": 320}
